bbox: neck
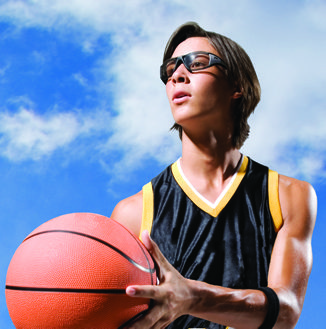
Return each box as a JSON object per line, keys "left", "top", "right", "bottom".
{"left": 179, "top": 129, "right": 242, "bottom": 202}
{"left": 182, "top": 129, "right": 240, "bottom": 172}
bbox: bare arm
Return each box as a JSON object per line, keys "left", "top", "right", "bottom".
{"left": 125, "top": 175, "right": 317, "bottom": 329}
{"left": 110, "top": 190, "right": 143, "bottom": 237}
{"left": 267, "top": 175, "right": 317, "bottom": 327}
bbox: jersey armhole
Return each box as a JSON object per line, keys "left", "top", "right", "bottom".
{"left": 268, "top": 169, "right": 284, "bottom": 232}
{"left": 139, "top": 182, "right": 154, "bottom": 240}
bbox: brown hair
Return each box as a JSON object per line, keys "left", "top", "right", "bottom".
{"left": 164, "top": 22, "right": 261, "bottom": 149}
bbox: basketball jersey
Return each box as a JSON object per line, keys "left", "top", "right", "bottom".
{"left": 140, "top": 155, "right": 283, "bottom": 329}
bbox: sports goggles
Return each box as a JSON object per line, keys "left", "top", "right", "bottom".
{"left": 160, "top": 51, "right": 227, "bottom": 84}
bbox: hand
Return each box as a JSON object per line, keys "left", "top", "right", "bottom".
{"left": 125, "top": 230, "right": 195, "bottom": 329}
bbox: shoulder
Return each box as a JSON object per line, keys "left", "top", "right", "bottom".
{"left": 110, "top": 190, "right": 143, "bottom": 237}
{"left": 278, "top": 175, "right": 317, "bottom": 238}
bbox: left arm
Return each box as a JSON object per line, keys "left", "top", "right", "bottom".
{"left": 266, "top": 175, "right": 317, "bottom": 327}
{"left": 125, "top": 176, "right": 317, "bottom": 329}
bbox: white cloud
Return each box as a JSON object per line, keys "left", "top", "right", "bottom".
{"left": 0, "top": 0, "right": 167, "bottom": 38}
{"left": 0, "top": 108, "right": 79, "bottom": 161}
{"left": 0, "top": 63, "right": 10, "bottom": 77}
{"left": 73, "top": 73, "right": 88, "bottom": 87}
{"left": 302, "top": 0, "right": 326, "bottom": 30}
{"left": 0, "top": 0, "right": 325, "bottom": 180}
{"left": 0, "top": 105, "right": 112, "bottom": 161}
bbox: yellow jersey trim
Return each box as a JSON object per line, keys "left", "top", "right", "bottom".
{"left": 140, "top": 182, "right": 154, "bottom": 240}
{"left": 268, "top": 169, "right": 283, "bottom": 232}
{"left": 171, "top": 156, "right": 249, "bottom": 217}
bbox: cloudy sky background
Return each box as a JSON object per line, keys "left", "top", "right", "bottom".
{"left": 1, "top": 0, "right": 325, "bottom": 327}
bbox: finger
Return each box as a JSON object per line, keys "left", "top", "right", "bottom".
{"left": 126, "top": 284, "right": 160, "bottom": 300}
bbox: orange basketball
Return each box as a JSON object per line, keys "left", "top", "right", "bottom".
{"left": 5, "top": 213, "right": 157, "bottom": 329}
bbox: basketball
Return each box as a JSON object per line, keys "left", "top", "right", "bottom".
{"left": 5, "top": 213, "right": 157, "bottom": 329}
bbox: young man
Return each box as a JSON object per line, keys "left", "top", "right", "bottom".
{"left": 111, "top": 22, "right": 317, "bottom": 329}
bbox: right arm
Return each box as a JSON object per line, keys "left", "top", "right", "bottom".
{"left": 110, "top": 190, "right": 143, "bottom": 237}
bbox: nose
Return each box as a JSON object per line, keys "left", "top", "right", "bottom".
{"left": 171, "top": 61, "right": 189, "bottom": 84}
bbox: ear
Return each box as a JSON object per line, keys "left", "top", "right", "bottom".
{"left": 232, "top": 91, "right": 243, "bottom": 99}
{"left": 231, "top": 84, "right": 243, "bottom": 99}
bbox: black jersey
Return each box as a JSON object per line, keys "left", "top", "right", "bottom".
{"left": 140, "top": 156, "right": 283, "bottom": 329}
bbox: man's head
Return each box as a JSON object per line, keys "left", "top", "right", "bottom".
{"left": 163, "top": 22, "right": 261, "bottom": 149}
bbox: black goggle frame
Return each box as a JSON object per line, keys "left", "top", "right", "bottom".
{"left": 160, "top": 51, "right": 227, "bottom": 84}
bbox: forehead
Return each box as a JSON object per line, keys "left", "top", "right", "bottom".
{"left": 172, "top": 37, "right": 219, "bottom": 58}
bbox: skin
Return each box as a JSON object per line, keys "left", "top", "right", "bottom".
{"left": 111, "top": 37, "right": 317, "bottom": 329}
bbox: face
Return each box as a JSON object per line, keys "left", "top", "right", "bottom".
{"left": 166, "top": 37, "right": 239, "bottom": 136}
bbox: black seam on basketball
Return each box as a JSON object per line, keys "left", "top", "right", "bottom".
{"left": 111, "top": 219, "right": 155, "bottom": 285}
{"left": 127, "top": 231, "right": 155, "bottom": 285}
{"left": 5, "top": 285, "right": 126, "bottom": 294}
{"left": 23, "top": 230, "right": 155, "bottom": 274}
{"left": 118, "top": 308, "right": 149, "bottom": 329}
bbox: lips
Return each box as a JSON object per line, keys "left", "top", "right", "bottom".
{"left": 172, "top": 91, "right": 191, "bottom": 103}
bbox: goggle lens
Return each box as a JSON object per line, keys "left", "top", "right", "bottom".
{"left": 160, "top": 51, "right": 227, "bottom": 84}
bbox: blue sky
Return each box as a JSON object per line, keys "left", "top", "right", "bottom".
{"left": 0, "top": 0, "right": 325, "bottom": 327}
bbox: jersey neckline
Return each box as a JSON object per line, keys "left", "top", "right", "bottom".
{"left": 171, "top": 155, "right": 249, "bottom": 217}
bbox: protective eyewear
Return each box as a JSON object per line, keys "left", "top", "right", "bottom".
{"left": 160, "top": 51, "right": 227, "bottom": 84}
